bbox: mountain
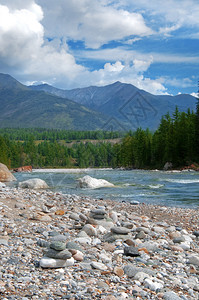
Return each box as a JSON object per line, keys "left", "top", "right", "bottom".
{"left": 0, "top": 73, "right": 110, "bottom": 130}
{"left": 30, "top": 81, "right": 197, "bottom": 130}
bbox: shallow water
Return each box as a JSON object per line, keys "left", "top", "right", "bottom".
{"left": 14, "top": 169, "right": 199, "bottom": 208}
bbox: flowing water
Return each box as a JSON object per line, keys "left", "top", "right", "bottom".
{"left": 14, "top": 168, "right": 199, "bottom": 208}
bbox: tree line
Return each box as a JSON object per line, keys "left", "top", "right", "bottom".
{"left": 0, "top": 106, "right": 199, "bottom": 169}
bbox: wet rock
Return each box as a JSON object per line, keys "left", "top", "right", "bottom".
{"left": 19, "top": 178, "right": 49, "bottom": 189}
{"left": 77, "top": 175, "right": 114, "bottom": 189}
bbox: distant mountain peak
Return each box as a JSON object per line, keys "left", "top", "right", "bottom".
{"left": 0, "top": 73, "right": 27, "bottom": 90}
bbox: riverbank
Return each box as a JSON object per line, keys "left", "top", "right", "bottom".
{"left": 0, "top": 184, "right": 198, "bottom": 299}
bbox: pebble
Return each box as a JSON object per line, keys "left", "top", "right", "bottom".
{"left": 0, "top": 185, "right": 198, "bottom": 299}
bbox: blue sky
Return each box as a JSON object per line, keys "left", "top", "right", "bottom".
{"left": 0, "top": 0, "right": 198, "bottom": 96}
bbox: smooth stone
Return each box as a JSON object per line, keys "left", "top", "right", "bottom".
{"left": 139, "top": 241, "right": 159, "bottom": 252}
{"left": 163, "top": 291, "right": 182, "bottom": 300}
{"left": 69, "top": 212, "right": 79, "bottom": 221}
{"left": 72, "top": 250, "right": 84, "bottom": 261}
{"left": 113, "top": 266, "right": 124, "bottom": 277}
{"left": 124, "top": 265, "right": 155, "bottom": 278}
{"left": 111, "top": 226, "right": 131, "bottom": 234}
{"left": 97, "top": 225, "right": 107, "bottom": 234}
{"left": 65, "top": 257, "right": 75, "bottom": 267}
{"left": 78, "top": 175, "right": 114, "bottom": 189}
{"left": 91, "top": 209, "right": 106, "bottom": 215}
{"left": 109, "top": 211, "right": 118, "bottom": 223}
{"left": 65, "top": 241, "right": 83, "bottom": 252}
{"left": 40, "top": 257, "right": 68, "bottom": 268}
{"left": 82, "top": 224, "right": 97, "bottom": 236}
{"left": 103, "top": 232, "right": 131, "bottom": 243}
{"left": 77, "top": 231, "right": 89, "bottom": 238}
{"left": 179, "top": 242, "right": 190, "bottom": 251}
{"left": 193, "top": 230, "right": 199, "bottom": 237}
{"left": 90, "top": 214, "right": 106, "bottom": 220}
{"left": 0, "top": 236, "right": 9, "bottom": 246}
{"left": 50, "top": 235, "right": 68, "bottom": 242}
{"left": 152, "top": 226, "right": 165, "bottom": 234}
{"left": 188, "top": 255, "right": 199, "bottom": 266}
{"left": 144, "top": 278, "right": 164, "bottom": 292}
{"left": 44, "top": 248, "right": 72, "bottom": 260}
{"left": 173, "top": 236, "right": 185, "bottom": 243}
{"left": 19, "top": 178, "right": 48, "bottom": 189}
{"left": 124, "top": 246, "right": 140, "bottom": 257}
{"left": 134, "top": 271, "right": 151, "bottom": 283}
{"left": 32, "top": 212, "right": 52, "bottom": 222}
{"left": 136, "top": 227, "right": 150, "bottom": 234}
{"left": 170, "top": 245, "right": 184, "bottom": 252}
{"left": 50, "top": 241, "right": 66, "bottom": 251}
{"left": 135, "top": 231, "right": 146, "bottom": 239}
{"left": 91, "top": 261, "right": 108, "bottom": 271}
{"left": 74, "top": 237, "right": 91, "bottom": 244}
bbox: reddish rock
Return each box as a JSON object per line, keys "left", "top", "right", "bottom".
{"left": 0, "top": 163, "right": 16, "bottom": 182}
{"left": 13, "top": 165, "right": 32, "bottom": 173}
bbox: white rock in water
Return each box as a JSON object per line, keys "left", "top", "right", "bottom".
{"left": 40, "top": 257, "right": 68, "bottom": 268}
{"left": 77, "top": 175, "right": 114, "bottom": 189}
{"left": 19, "top": 178, "right": 49, "bottom": 189}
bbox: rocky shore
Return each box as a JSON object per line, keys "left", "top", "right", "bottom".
{"left": 0, "top": 184, "right": 198, "bottom": 299}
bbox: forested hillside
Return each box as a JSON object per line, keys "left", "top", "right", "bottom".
{"left": 0, "top": 107, "right": 199, "bottom": 169}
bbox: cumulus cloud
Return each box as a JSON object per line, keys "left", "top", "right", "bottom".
{"left": 0, "top": 2, "right": 85, "bottom": 86}
{"left": 38, "top": 0, "right": 153, "bottom": 48}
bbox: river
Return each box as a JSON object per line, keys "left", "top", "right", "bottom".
{"left": 13, "top": 168, "right": 199, "bottom": 208}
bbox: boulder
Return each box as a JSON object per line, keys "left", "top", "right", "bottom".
{"left": 19, "top": 178, "right": 49, "bottom": 189}
{"left": 0, "top": 163, "right": 16, "bottom": 182}
{"left": 77, "top": 175, "right": 114, "bottom": 189}
{"left": 163, "top": 162, "right": 173, "bottom": 171}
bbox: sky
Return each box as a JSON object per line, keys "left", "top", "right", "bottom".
{"left": 0, "top": 0, "right": 198, "bottom": 96}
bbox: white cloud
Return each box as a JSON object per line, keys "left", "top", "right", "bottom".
{"left": 38, "top": 0, "right": 153, "bottom": 48}
{"left": 0, "top": 3, "right": 85, "bottom": 86}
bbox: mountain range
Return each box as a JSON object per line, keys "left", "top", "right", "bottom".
{"left": 0, "top": 73, "right": 197, "bottom": 131}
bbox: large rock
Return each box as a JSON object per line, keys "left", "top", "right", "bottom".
{"left": 163, "top": 162, "right": 173, "bottom": 171}
{"left": 77, "top": 175, "right": 114, "bottom": 189}
{"left": 19, "top": 178, "right": 49, "bottom": 189}
{"left": 0, "top": 163, "right": 16, "bottom": 182}
{"left": 13, "top": 165, "right": 32, "bottom": 172}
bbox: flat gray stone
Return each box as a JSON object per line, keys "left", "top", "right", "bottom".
{"left": 124, "top": 246, "right": 140, "bottom": 257}
{"left": 50, "top": 241, "right": 66, "bottom": 251}
{"left": 103, "top": 232, "right": 131, "bottom": 243}
{"left": 124, "top": 265, "right": 155, "bottom": 278}
{"left": 44, "top": 248, "right": 72, "bottom": 260}
{"left": 50, "top": 235, "right": 68, "bottom": 242}
{"left": 111, "top": 226, "right": 131, "bottom": 234}
{"left": 163, "top": 291, "right": 181, "bottom": 300}
{"left": 66, "top": 241, "right": 83, "bottom": 252}
{"left": 173, "top": 236, "right": 185, "bottom": 243}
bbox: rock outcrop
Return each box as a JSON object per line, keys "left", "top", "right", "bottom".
{"left": 19, "top": 178, "right": 49, "bottom": 189}
{"left": 77, "top": 175, "right": 114, "bottom": 189}
{"left": 0, "top": 163, "right": 16, "bottom": 182}
{"left": 13, "top": 165, "right": 32, "bottom": 172}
